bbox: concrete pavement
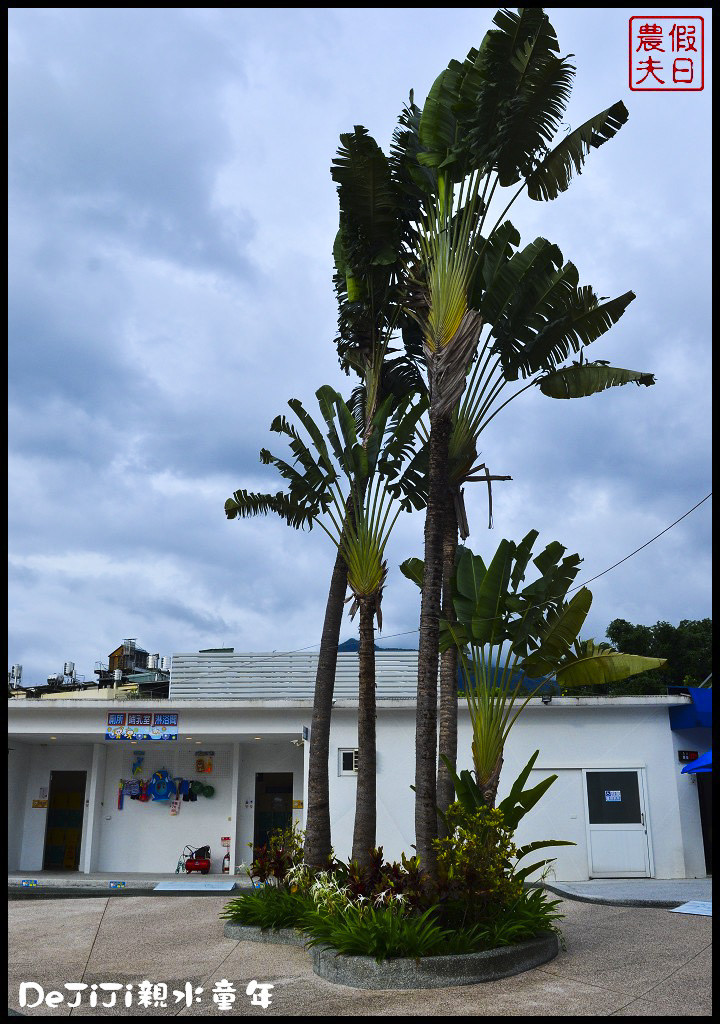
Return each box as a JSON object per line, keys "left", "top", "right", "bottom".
{"left": 542, "top": 877, "right": 712, "bottom": 908}
{"left": 8, "top": 893, "right": 712, "bottom": 1016}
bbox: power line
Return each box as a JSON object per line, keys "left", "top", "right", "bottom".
{"left": 205, "top": 492, "right": 712, "bottom": 668}
{"left": 568, "top": 492, "right": 711, "bottom": 592}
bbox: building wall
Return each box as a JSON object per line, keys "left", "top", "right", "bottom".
{"left": 96, "top": 743, "right": 236, "bottom": 873}
{"left": 8, "top": 744, "right": 31, "bottom": 870}
{"left": 669, "top": 725, "right": 710, "bottom": 877}
{"left": 7, "top": 697, "right": 706, "bottom": 880}
{"left": 325, "top": 701, "right": 697, "bottom": 880}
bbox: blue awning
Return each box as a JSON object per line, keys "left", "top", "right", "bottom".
{"left": 669, "top": 686, "right": 712, "bottom": 730}
{"left": 681, "top": 748, "right": 712, "bottom": 773}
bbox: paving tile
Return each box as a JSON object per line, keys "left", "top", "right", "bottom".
{"left": 83, "top": 896, "right": 233, "bottom": 978}
{"left": 541, "top": 899, "right": 712, "bottom": 996}
{"left": 608, "top": 944, "right": 713, "bottom": 1016}
{"left": 9, "top": 896, "right": 108, "bottom": 1015}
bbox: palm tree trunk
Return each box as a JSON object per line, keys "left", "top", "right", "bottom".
{"left": 303, "top": 545, "right": 348, "bottom": 869}
{"left": 481, "top": 752, "right": 504, "bottom": 808}
{"left": 414, "top": 408, "right": 452, "bottom": 876}
{"left": 351, "top": 597, "right": 377, "bottom": 867}
{"left": 436, "top": 491, "right": 459, "bottom": 835}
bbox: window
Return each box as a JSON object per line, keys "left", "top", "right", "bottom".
{"left": 338, "top": 748, "right": 358, "bottom": 776}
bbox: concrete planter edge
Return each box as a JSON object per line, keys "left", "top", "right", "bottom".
{"left": 223, "top": 921, "right": 307, "bottom": 946}
{"left": 310, "top": 930, "right": 559, "bottom": 989}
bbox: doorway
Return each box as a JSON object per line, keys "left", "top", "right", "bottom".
{"left": 697, "top": 772, "right": 712, "bottom": 874}
{"left": 583, "top": 769, "right": 652, "bottom": 877}
{"left": 42, "top": 771, "right": 87, "bottom": 871}
{"left": 253, "top": 772, "right": 293, "bottom": 855}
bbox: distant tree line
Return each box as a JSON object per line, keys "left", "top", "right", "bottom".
{"left": 566, "top": 618, "right": 712, "bottom": 695}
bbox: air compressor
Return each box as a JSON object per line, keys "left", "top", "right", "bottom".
{"left": 177, "top": 844, "right": 211, "bottom": 874}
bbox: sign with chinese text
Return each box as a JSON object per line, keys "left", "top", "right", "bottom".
{"left": 106, "top": 712, "right": 179, "bottom": 741}
{"left": 31, "top": 800, "right": 48, "bottom": 808}
{"left": 604, "top": 790, "right": 622, "bottom": 802}
{"left": 630, "top": 17, "right": 704, "bottom": 91}
{"left": 678, "top": 750, "right": 699, "bottom": 763}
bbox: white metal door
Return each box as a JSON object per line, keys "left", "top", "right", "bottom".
{"left": 583, "top": 769, "right": 651, "bottom": 877}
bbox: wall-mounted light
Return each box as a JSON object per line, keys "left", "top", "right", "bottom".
{"left": 254, "top": 736, "right": 262, "bottom": 741}
{"left": 541, "top": 695, "right": 552, "bottom": 705}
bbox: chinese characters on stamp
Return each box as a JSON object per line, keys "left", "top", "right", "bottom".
{"left": 629, "top": 17, "right": 704, "bottom": 91}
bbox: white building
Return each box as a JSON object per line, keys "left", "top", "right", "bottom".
{"left": 7, "top": 650, "right": 711, "bottom": 881}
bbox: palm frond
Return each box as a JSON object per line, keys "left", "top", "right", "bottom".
{"left": 224, "top": 489, "right": 318, "bottom": 531}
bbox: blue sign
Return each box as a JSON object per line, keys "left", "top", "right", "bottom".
{"left": 106, "top": 712, "right": 179, "bottom": 741}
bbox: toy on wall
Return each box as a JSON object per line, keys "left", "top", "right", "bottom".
{"left": 148, "top": 770, "right": 176, "bottom": 801}
{"left": 195, "top": 751, "right": 214, "bottom": 773}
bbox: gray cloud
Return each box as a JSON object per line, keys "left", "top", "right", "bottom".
{"left": 8, "top": 8, "right": 712, "bottom": 684}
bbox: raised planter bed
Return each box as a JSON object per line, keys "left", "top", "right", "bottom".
{"left": 310, "top": 931, "right": 559, "bottom": 989}
{"left": 223, "top": 922, "right": 306, "bottom": 946}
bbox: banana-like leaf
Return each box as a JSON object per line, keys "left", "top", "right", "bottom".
{"left": 526, "top": 101, "right": 629, "bottom": 202}
{"left": 521, "top": 588, "right": 593, "bottom": 677}
{"left": 502, "top": 749, "right": 541, "bottom": 802}
{"left": 469, "top": 541, "right": 513, "bottom": 645}
{"left": 514, "top": 859, "right": 557, "bottom": 882}
{"left": 515, "top": 839, "right": 576, "bottom": 864}
{"left": 399, "top": 557, "right": 423, "bottom": 589}
{"left": 510, "top": 530, "right": 540, "bottom": 592}
{"left": 499, "top": 775, "right": 559, "bottom": 832}
{"left": 512, "top": 289, "right": 636, "bottom": 379}
{"left": 466, "top": 9, "right": 573, "bottom": 186}
{"left": 539, "top": 362, "right": 656, "bottom": 399}
{"left": 417, "top": 62, "right": 466, "bottom": 171}
{"left": 480, "top": 237, "right": 564, "bottom": 330}
{"left": 331, "top": 126, "right": 401, "bottom": 268}
{"left": 557, "top": 642, "right": 667, "bottom": 688}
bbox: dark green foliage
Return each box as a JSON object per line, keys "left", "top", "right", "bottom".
{"left": 220, "top": 886, "right": 308, "bottom": 930}
{"left": 220, "top": 768, "right": 567, "bottom": 961}
{"left": 478, "top": 886, "right": 564, "bottom": 947}
{"left": 302, "top": 905, "right": 456, "bottom": 961}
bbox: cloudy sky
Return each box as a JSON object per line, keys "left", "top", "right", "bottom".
{"left": 9, "top": 8, "right": 712, "bottom": 686}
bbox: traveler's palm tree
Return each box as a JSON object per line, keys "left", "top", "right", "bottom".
{"left": 230, "top": 385, "right": 426, "bottom": 867}
{"left": 396, "top": 7, "right": 656, "bottom": 871}
{"left": 227, "top": 122, "right": 424, "bottom": 868}
{"left": 441, "top": 535, "right": 666, "bottom": 805}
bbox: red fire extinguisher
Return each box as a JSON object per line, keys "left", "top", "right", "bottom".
{"left": 222, "top": 850, "right": 230, "bottom": 874}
